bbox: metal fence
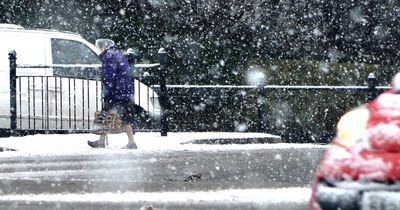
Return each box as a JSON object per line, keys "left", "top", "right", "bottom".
{"left": 154, "top": 77, "right": 389, "bottom": 143}
{"left": 6, "top": 49, "right": 392, "bottom": 142}
{"left": 7, "top": 50, "right": 163, "bottom": 136}
{"left": 15, "top": 76, "right": 102, "bottom": 131}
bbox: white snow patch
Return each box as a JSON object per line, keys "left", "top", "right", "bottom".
{"left": 0, "top": 132, "right": 327, "bottom": 157}
{"left": 368, "top": 123, "right": 400, "bottom": 148}
{"left": 0, "top": 188, "right": 310, "bottom": 204}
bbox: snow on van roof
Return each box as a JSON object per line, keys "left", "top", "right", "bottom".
{"left": 0, "top": 23, "right": 81, "bottom": 37}
{"left": 0, "top": 23, "right": 24, "bottom": 29}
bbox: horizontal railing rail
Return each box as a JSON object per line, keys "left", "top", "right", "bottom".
{"left": 17, "top": 64, "right": 102, "bottom": 69}
{"left": 156, "top": 84, "right": 389, "bottom": 91}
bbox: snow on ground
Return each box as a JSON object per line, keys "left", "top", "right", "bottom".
{"left": 0, "top": 132, "right": 317, "bottom": 207}
{"left": 0, "top": 188, "right": 311, "bottom": 205}
{"left": 0, "top": 132, "right": 327, "bottom": 157}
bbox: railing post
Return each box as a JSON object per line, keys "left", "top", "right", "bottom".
{"left": 367, "top": 73, "right": 378, "bottom": 101}
{"left": 158, "top": 48, "right": 168, "bottom": 136}
{"left": 9, "top": 50, "right": 17, "bottom": 135}
{"left": 257, "top": 86, "right": 265, "bottom": 132}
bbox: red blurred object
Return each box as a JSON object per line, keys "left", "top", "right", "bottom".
{"left": 367, "top": 90, "right": 400, "bottom": 152}
{"left": 309, "top": 86, "right": 400, "bottom": 210}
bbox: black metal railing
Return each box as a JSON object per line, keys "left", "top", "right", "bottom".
{"left": 153, "top": 78, "right": 389, "bottom": 143}
{"left": 7, "top": 49, "right": 392, "bottom": 142}
{"left": 15, "top": 76, "right": 102, "bottom": 131}
{"left": 7, "top": 50, "right": 163, "bottom": 136}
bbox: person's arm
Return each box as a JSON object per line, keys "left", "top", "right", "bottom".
{"left": 102, "top": 52, "right": 117, "bottom": 98}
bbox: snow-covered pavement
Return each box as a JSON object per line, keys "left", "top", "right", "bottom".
{"left": 0, "top": 132, "right": 327, "bottom": 156}
{"left": 0, "top": 132, "right": 326, "bottom": 210}
{"left": 0, "top": 188, "right": 311, "bottom": 210}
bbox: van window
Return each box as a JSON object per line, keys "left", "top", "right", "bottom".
{"left": 51, "top": 39, "right": 100, "bottom": 64}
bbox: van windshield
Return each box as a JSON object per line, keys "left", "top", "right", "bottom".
{"left": 51, "top": 38, "right": 100, "bottom": 65}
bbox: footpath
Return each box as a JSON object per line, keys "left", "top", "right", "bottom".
{"left": 0, "top": 132, "right": 290, "bottom": 156}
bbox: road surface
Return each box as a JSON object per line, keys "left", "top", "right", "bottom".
{"left": 0, "top": 146, "right": 326, "bottom": 209}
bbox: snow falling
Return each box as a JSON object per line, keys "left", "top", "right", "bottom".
{"left": 1, "top": 0, "right": 400, "bottom": 209}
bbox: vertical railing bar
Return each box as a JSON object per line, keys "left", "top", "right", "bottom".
{"left": 73, "top": 78, "right": 76, "bottom": 130}
{"left": 18, "top": 77, "right": 22, "bottom": 129}
{"left": 95, "top": 80, "right": 99, "bottom": 111}
{"left": 60, "top": 77, "right": 63, "bottom": 130}
{"left": 258, "top": 87, "right": 266, "bottom": 132}
{"left": 147, "top": 86, "right": 150, "bottom": 116}
{"left": 41, "top": 76, "right": 44, "bottom": 129}
{"left": 68, "top": 78, "right": 72, "bottom": 130}
{"left": 87, "top": 79, "right": 90, "bottom": 130}
{"left": 152, "top": 86, "right": 156, "bottom": 126}
{"left": 240, "top": 91, "right": 244, "bottom": 123}
{"left": 138, "top": 80, "right": 141, "bottom": 107}
{"left": 241, "top": 90, "right": 245, "bottom": 128}
{"left": 230, "top": 89, "right": 234, "bottom": 131}
{"left": 9, "top": 51, "right": 17, "bottom": 135}
{"left": 158, "top": 48, "right": 168, "bottom": 136}
{"left": 55, "top": 77, "right": 58, "bottom": 129}
{"left": 33, "top": 77, "right": 36, "bottom": 130}
{"left": 46, "top": 76, "right": 49, "bottom": 129}
{"left": 82, "top": 79, "right": 85, "bottom": 130}
{"left": 28, "top": 77, "right": 31, "bottom": 129}
{"left": 150, "top": 85, "right": 154, "bottom": 126}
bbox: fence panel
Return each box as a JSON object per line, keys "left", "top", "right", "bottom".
{"left": 160, "top": 85, "right": 388, "bottom": 143}
{"left": 15, "top": 76, "right": 102, "bottom": 132}
{"left": 10, "top": 68, "right": 160, "bottom": 135}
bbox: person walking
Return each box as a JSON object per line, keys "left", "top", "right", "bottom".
{"left": 88, "top": 39, "right": 137, "bottom": 149}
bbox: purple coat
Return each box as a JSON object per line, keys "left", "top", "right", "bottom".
{"left": 101, "top": 46, "right": 134, "bottom": 101}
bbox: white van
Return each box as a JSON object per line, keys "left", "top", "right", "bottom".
{"left": 0, "top": 24, "right": 159, "bottom": 132}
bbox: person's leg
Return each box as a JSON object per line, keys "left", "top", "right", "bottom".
{"left": 88, "top": 98, "right": 112, "bottom": 148}
{"left": 125, "top": 124, "right": 134, "bottom": 144}
{"left": 88, "top": 132, "right": 107, "bottom": 148}
{"left": 121, "top": 124, "right": 136, "bottom": 149}
{"left": 98, "top": 132, "right": 107, "bottom": 145}
{"left": 120, "top": 101, "right": 137, "bottom": 149}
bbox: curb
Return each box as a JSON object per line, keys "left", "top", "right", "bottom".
{"left": 181, "top": 136, "right": 282, "bottom": 145}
